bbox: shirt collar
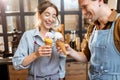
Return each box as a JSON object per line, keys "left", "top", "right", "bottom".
{"left": 33, "top": 28, "right": 41, "bottom": 37}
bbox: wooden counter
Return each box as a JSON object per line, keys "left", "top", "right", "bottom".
{"left": 0, "top": 57, "right": 88, "bottom": 80}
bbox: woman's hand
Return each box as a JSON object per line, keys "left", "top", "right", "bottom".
{"left": 35, "top": 45, "right": 52, "bottom": 57}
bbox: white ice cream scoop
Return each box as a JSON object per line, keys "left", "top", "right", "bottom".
{"left": 45, "top": 32, "right": 54, "bottom": 38}
{"left": 54, "top": 32, "right": 63, "bottom": 41}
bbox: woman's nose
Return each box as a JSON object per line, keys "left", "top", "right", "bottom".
{"left": 48, "top": 16, "right": 55, "bottom": 22}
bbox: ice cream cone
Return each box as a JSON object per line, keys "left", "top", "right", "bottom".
{"left": 56, "top": 40, "right": 67, "bottom": 56}
{"left": 44, "top": 38, "right": 53, "bottom": 46}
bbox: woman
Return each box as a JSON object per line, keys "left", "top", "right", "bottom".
{"left": 12, "top": 1, "right": 66, "bottom": 80}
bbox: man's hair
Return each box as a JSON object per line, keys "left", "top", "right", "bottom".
{"left": 92, "top": 0, "right": 108, "bottom": 4}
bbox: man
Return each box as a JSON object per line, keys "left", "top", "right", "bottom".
{"left": 59, "top": 0, "right": 120, "bottom": 79}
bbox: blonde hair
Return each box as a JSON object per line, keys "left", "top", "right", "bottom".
{"left": 34, "top": 10, "right": 41, "bottom": 29}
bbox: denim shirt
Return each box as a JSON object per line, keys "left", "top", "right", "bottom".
{"left": 12, "top": 29, "right": 66, "bottom": 78}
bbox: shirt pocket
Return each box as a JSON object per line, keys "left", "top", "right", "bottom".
{"left": 92, "top": 45, "right": 107, "bottom": 63}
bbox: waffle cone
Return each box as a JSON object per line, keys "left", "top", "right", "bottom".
{"left": 44, "top": 38, "right": 53, "bottom": 46}
{"left": 56, "top": 41, "right": 67, "bottom": 55}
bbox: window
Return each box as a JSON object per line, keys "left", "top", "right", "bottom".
{"left": 1, "top": 0, "right": 119, "bottom": 56}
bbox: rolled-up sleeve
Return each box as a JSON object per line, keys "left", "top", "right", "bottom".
{"left": 12, "top": 32, "right": 30, "bottom": 70}
{"left": 82, "top": 39, "right": 91, "bottom": 61}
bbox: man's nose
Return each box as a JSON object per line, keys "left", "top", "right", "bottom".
{"left": 82, "top": 9, "right": 87, "bottom": 15}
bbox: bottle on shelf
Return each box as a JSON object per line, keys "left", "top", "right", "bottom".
{"left": 69, "top": 30, "right": 76, "bottom": 50}
{"left": 12, "top": 29, "right": 19, "bottom": 54}
{"left": 75, "top": 37, "right": 81, "bottom": 51}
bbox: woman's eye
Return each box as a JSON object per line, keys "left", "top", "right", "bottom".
{"left": 44, "top": 12, "right": 56, "bottom": 20}
{"left": 52, "top": 16, "right": 56, "bottom": 19}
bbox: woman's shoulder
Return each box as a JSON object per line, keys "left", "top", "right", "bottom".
{"left": 22, "top": 29, "right": 38, "bottom": 37}
{"left": 25, "top": 29, "right": 36, "bottom": 33}
{"left": 24, "top": 29, "right": 37, "bottom": 34}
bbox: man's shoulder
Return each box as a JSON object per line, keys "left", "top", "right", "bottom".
{"left": 87, "top": 24, "right": 95, "bottom": 33}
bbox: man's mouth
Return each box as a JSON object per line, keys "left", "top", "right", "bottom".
{"left": 86, "top": 12, "right": 92, "bottom": 19}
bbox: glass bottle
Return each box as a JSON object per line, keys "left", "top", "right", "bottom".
{"left": 69, "top": 30, "right": 76, "bottom": 50}
{"left": 12, "top": 29, "right": 19, "bottom": 54}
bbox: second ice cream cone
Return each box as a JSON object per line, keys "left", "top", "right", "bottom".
{"left": 56, "top": 40, "right": 67, "bottom": 55}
